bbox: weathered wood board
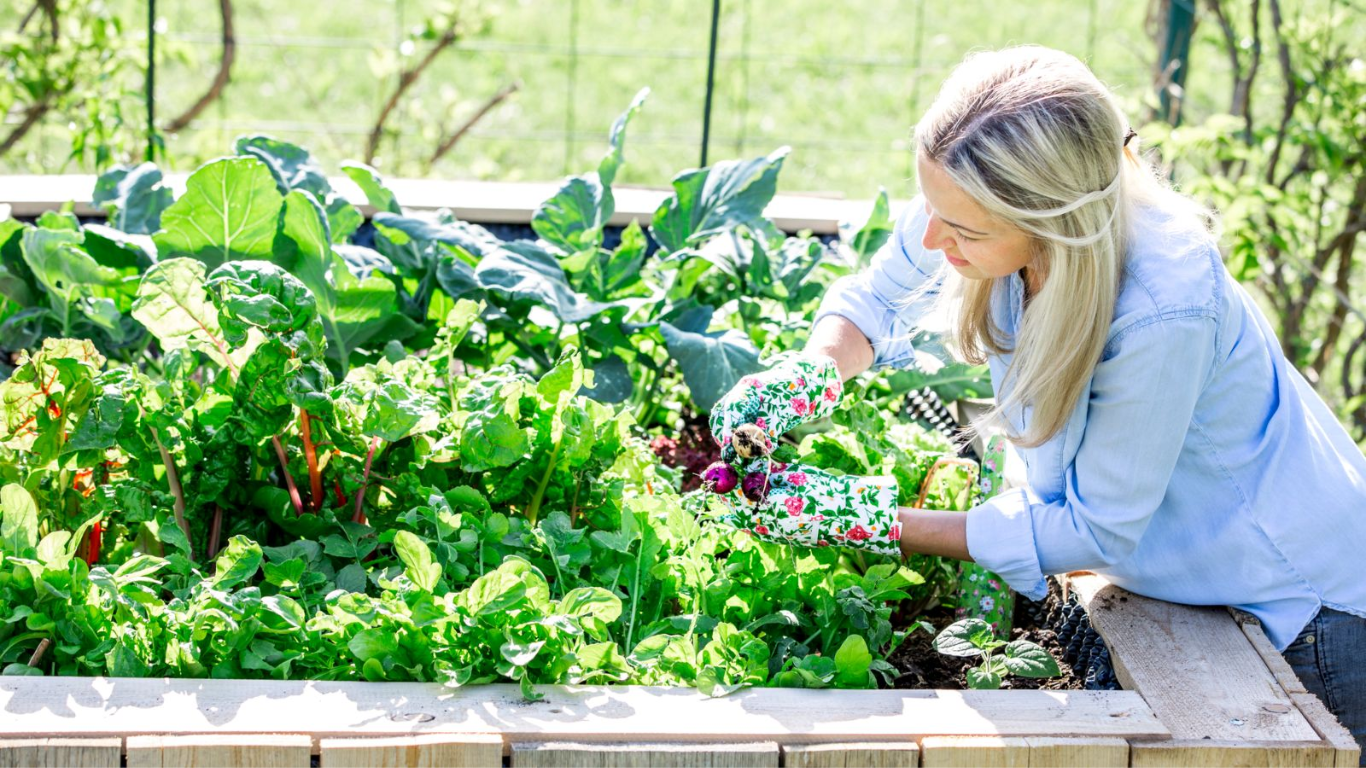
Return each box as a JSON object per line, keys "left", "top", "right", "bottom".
{"left": 0, "top": 678, "right": 1167, "bottom": 743}
{"left": 1066, "top": 572, "right": 1321, "bottom": 743}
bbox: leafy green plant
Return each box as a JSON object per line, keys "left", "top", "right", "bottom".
{"left": 931, "top": 617, "right": 1061, "bottom": 689}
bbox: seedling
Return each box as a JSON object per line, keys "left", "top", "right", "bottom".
{"left": 932, "top": 618, "right": 1061, "bottom": 689}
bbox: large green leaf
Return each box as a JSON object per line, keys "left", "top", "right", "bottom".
{"left": 131, "top": 259, "right": 233, "bottom": 369}
{"left": 92, "top": 163, "right": 174, "bottom": 235}
{"left": 340, "top": 162, "right": 401, "bottom": 215}
{"left": 658, "top": 321, "right": 762, "bottom": 413}
{"left": 532, "top": 88, "right": 650, "bottom": 256}
{"left": 153, "top": 156, "right": 284, "bottom": 269}
{"left": 598, "top": 87, "right": 649, "bottom": 187}
{"left": 650, "top": 147, "right": 789, "bottom": 254}
{"left": 841, "top": 187, "right": 893, "bottom": 270}
{"left": 531, "top": 175, "right": 609, "bottom": 255}
{"left": 0, "top": 484, "right": 38, "bottom": 554}
{"left": 475, "top": 241, "right": 613, "bottom": 323}
{"left": 277, "top": 191, "right": 415, "bottom": 371}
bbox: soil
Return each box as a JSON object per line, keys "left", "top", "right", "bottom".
{"left": 888, "top": 578, "right": 1083, "bottom": 690}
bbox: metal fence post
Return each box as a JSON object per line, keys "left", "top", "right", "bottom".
{"left": 700, "top": 0, "right": 721, "bottom": 167}
{"left": 146, "top": 0, "right": 156, "bottom": 162}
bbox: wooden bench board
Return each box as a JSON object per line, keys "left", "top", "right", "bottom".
{"left": 1065, "top": 573, "right": 1324, "bottom": 744}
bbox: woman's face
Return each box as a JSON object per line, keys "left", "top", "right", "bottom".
{"left": 916, "top": 154, "right": 1035, "bottom": 282}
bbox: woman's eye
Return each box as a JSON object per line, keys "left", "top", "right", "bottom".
{"left": 957, "top": 233, "right": 978, "bottom": 242}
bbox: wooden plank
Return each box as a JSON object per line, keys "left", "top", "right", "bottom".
{"left": 920, "top": 736, "right": 1029, "bottom": 767}
{"left": 1228, "top": 607, "right": 1310, "bottom": 695}
{"left": 782, "top": 742, "right": 920, "bottom": 768}
{"left": 1129, "top": 739, "right": 1336, "bottom": 767}
{"left": 1290, "top": 694, "right": 1363, "bottom": 768}
{"left": 1023, "top": 737, "right": 1128, "bottom": 766}
{"left": 1065, "top": 572, "right": 1320, "bottom": 742}
{"left": 319, "top": 734, "right": 503, "bottom": 767}
{"left": 510, "top": 741, "right": 779, "bottom": 767}
{"left": 125, "top": 734, "right": 312, "bottom": 767}
{"left": 0, "top": 738, "right": 121, "bottom": 767}
{"left": 0, "top": 174, "right": 886, "bottom": 235}
{"left": 0, "top": 678, "right": 1169, "bottom": 742}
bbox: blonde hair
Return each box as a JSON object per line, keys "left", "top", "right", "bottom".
{"left": 913, "top": 45, "right": 1214, "bottom": 447}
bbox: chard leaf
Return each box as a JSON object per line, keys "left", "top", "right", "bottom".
{"left": 131, "top": 258, "right": 234, "bottom": 369}
{"left": 341, "top": 162, "right": 401, "bottom": 215}
{"left": 153, "top": 156, "right": 284, "bottom": 268}
{"left": 0, "top": 484, "right": 38, "bottom": 554}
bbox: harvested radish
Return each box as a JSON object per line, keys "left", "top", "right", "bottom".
{"left": 701, "top": 462, "right": 739, "bottom": 494}
{"left": 741, "top": 471, "right": 770, "bottom": 503}
{"left": 731, "top": 423, "right": 771, "bottom": 460}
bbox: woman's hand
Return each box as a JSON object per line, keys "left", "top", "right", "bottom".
{"left": 711, "top": 461, "right": 903, "bottom": 558}
{"left": 708, "top": 353, "right": 844, "bottom": 463}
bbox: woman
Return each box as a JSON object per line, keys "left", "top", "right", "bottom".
{"left": 708, "top": 45, "right": 1366, "bottom": 758}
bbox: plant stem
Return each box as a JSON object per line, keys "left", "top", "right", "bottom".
{"left": 352, "top": 436, "right": 382, "bottom": 525}
{"left": 271, "top": 436, "right": 305, "bottom": 517}
{"left": 207, "top": 503, "right": 223, "bottom": 560}
{"left": 299, "top": 410, "right": 322, "bottom": 512}
{"left": 525, "top": 436, "right": 563, "bottom": 526}
{"left": 27, "top": 638, "right": 50, "bottom": 669}
{"left": 151, "top": 431, "right": 193, "bottom": 559}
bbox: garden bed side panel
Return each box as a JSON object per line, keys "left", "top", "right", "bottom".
{"left": 1066, "top": 571, "right": 1362, "bottom": 767}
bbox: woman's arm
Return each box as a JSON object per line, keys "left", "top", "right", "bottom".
{"left": 898, "top": 507, "right": 972, "bottom": 561}
{"left": 806, "top": 315, "right": 875, "bottom": 381}
{"left": 808, "top": 195, "right": 943, "bottom": 377}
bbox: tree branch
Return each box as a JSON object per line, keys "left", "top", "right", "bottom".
{"left": 1265, "top": 0, "right": 1299, "bottom": 186}
{"left": 429, "top": 81, "right": 520, "bottom": 165}
{"left": 365, "top": 20, "right": 461, "bottom": 164}
{"left": 163, "top": 0, "right": 235, "bottom": 133}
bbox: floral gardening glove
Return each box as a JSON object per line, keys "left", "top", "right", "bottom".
{"left": 709, "top": 461, "right": 903, "bottom": 559}
{"left": 709, "top": 353, "right": 843, "bottom": 464}
{"left": 955, "top": 436, "right": 1015, "bottom": 634}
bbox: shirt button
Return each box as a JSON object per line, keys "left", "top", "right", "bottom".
{"left": 1305, "top": 634, "right": 1316, "bottom": 644}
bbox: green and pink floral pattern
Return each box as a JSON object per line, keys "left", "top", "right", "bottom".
{"left": 955, "top": 436, "right": 1015, "bottom": 634}
{"left": 718, "top": 462, "right": 903, "bottom": 558}
{"left": 709, "top": 353, "right": 843, "bottom": 462}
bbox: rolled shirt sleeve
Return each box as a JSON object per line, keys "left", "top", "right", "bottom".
{"left": 965, "top": 313, "right": 1220, "bottom": 601}
{"left": 815, "top": 195, "right": 944, "bottom": 370}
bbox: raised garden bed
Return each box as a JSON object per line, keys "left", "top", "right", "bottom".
{"left": 2, "top": 573, "right": 1356, "bottom": 767}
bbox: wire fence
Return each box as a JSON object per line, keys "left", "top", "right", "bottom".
{"left": 15, "top": 0, "right": 1186, "bottom": 195}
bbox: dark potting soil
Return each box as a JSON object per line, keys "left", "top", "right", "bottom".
{"left": 887, "top": 577, "right": 1106, "bottom": 690}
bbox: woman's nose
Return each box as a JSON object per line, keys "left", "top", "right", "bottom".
{"left": 922, "top": 213, "right": 950, "bottom": 252}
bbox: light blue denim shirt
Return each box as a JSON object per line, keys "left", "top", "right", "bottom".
{"left": 817, "top": 195, "right": 1366, "bottom": 650}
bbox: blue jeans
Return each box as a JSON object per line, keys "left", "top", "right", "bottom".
{"left": 1282, "top": 606, "right": 1366, "bottom": 766}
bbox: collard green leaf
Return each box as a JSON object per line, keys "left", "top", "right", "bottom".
{"left": 650, "top": 147, "right": 789, "bottom": 254}
{"left": 598, "top": 87, "right": 649, "bottom": 187}
{"left": 532, "top": 175, "right": 608, "bottom": 255}
{"left": 20, "top": 228, "right": 120, "bottom": 316}
{"left": 475, "top": 241, "right": 614, "bottom": 324}
{"left": 658, "top": 322, "right": 762, "bottom": 413}
{"left": 341, "top": 162, "right": 401, "bottom": 215}
{"left": 92, "top": 162, "right": 174, "bottom": 235}
{"left": 153, "top": 156, "right": 284, "bottom": 269}
{"left": 832, "top": 634, "right": 873, "bottom": 688}
{"left": 235, "top": 135, "right": 331, "bottom": 199}
{"left": 841, "top": 187, "right": 893, "bottom": 270}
